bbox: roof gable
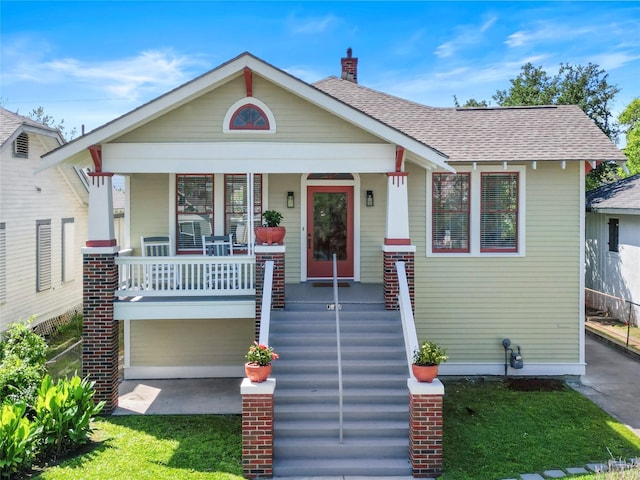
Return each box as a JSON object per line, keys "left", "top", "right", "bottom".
{"left": 0, "top": 107, "right": 63, "bottom": 152}
{"left": 40, "top": 52, "right": 451, "bottom": 172}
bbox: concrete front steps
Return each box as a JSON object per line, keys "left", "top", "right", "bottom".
{"left": 270, "top": 306, "right": 411, "bottom": 477}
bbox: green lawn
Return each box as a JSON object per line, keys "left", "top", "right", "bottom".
{"left": 28, "top": 379, "right": 640, "bottom": 480}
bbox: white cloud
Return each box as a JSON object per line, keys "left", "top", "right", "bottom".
{"left": 588, "top": 51, "right": 640, "bottom": 71}
{"left": 434, "top": 16, "right": 497, "bottom": 58}
{"left": 287, "top": 13, "right": 340, "bottom": 35}
{"left": 284, "top": 66, "right": 326, "bottom": 83}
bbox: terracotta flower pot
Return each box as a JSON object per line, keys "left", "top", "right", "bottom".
{"left": 412, "top": 364, "right": 439, "bottom": 383}
{"left": 254, "top": 226, "right": 286, "bottom": 245}
{"left": 245, "top": 362, "right": 272, "bottom": 383}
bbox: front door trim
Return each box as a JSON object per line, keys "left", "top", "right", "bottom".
{"left": 300, "top": 174, "right": 360, "bottom": 281}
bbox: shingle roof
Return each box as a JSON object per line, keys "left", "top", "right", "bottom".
{"left": 0, "top": 107, "right": 59, "bottom": 145}
{"left": 313, "top": 76, "right": 626, "bottom": 164}
{"left": 586, "top": 174, "right": 640, "bottom": 211}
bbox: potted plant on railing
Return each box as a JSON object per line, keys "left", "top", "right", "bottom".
{"left": 254, "top": 210, "right": 286, "bottom": 245}
{"left": 412, "top": 340, "right": 447, "bottom": 383}
{"left": 245, "top": 341, "right": 279, "bottom": 383}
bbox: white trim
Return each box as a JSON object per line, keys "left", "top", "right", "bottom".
{"left": 114, "top": 300, "right": 255, "bottom": 320}
{"left": 124, "top": 320, "right": 131, "bottom": 369}
{"left": 439, "top": 362, "right": 586, "bottom": 376}
{"left": 103, "top": 142, "right": 396, "bottom": 174}
{"left": 39, "top": 53, "right": 451, "bottom": 173}
{"left": 382, "top": 244, "right": 416, "bottom": 253}
{"left": 222, "top": 97, "right": 276, "bottom": 134}
{"left": 81, "top": 245, "right": 120, "bottom": 255}
{"left": 124, "top": 365, "right": 243, "bottom": 380}
{"left": 426, "top": 165, "right": 527, "bottom": 257}
{"left": 300, "top": 174, "right": 361, "bottom": 281}
{"left": 407, "top": 378, "right": 445, "bottom": 395}
{"left": 579, "top": 162, "right": 586, "bottom": 366}
{"left": 241, "top": 377, "right": 276, "bottom": 394}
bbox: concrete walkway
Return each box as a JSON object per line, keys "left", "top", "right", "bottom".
{"left": 568, "top": 334, "right": 640, "bottom": 437}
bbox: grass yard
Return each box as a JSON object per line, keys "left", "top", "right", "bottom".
{"left": 442, "top": 379, "right": 640, "bottom": 479}
{"left": 27, "top": 379, "right": 640, "bottom": 480}
{"left": 31, "top": 416, "right": 243, "bottom": 480}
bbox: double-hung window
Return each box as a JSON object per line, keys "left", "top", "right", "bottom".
{"left": 224, "top": 174, "right": 262, "bottom": 244}
{"left": 176, "top": 174, "right": 214, "bottom": 253}
{"left": 429, "top": 167, "right": 524, "bottom": 255}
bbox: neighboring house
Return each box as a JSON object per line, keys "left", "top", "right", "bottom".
{"left": 586, "top": 174, "right": 640, "bottom": 325}
{"left": 0, "top": 108, "right": 89, "bottom": 333}
{"left": 38, "top": 51, "right": 625, "bottom": 411}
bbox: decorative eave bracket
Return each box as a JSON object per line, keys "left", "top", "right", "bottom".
{"left": 244, "top": 67, "right": 253, "bottom": 97}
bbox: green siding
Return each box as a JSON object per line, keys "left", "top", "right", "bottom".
{"left": 130, "top": 318, "right": 255, "bottom": 366}
{"left": 410, "top": 162, "right": 581, "bottom": 364}
{"left": 360, "top": 173, "right": 386, "bottom": 282}
{"left": 130, "top": 173, "right": 171, "bottom": 254}
{"left": 117, "top": 75, "right": 381, "bottom": 144}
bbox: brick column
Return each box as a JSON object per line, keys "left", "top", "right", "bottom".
{"left": 82, "top": 247, "right": 119, "bottom": 413}
{"left": 254, "top": 246, "right": 285, "bottom": 340}
{"left": 241, "top": 378, "right": 276, "bottom": 479}
{"left": 408, "top": 378, "right": 444, "bottom": 478}
{"left": 383, "top": 246, "right": 415, "bottom": 311}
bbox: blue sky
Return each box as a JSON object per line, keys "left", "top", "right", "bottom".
{"left": 1, "top": 1, "right": 639, "bottom": 135}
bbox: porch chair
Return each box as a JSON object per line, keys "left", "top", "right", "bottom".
{"left": 202, "top": 235, "right": 237, "bottom": 290}
{"left": 140, "top": 235, "right": 180, "bottom": 290}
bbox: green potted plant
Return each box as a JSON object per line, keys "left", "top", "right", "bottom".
{"left": 245, "top": 341, "right": 279, "bottom": 383}
{"left": 255, "top": 210, "right": 286, "bottom": 245}
{"left": 412, "top": 340, "right": 447, "bottom": 383}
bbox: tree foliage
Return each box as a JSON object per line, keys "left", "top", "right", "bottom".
{"left": 26, "top": 107, "right": 77, "bottom": 141}
{"left": 618, "top": 97, "right": 640, "bottom": 177}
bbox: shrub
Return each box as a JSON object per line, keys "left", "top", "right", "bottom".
{"left": 0, "top": 402, "right": 36, "bottom": 479}
{"left": 34, "top": 375, "right": 104, "bottom": 459}
{"left": 0, "top": 319, "right": 47, "bottom": 406}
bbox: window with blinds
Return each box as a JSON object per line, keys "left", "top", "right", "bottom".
{"left": 480, "top": 173, "right": 518, "bottom": 252}
{"left": 224, "top": 174, "right": 262, "bottom": 243}
{"left": 176, "top": 175, "right": 214, "bottom": 253}
{"left": 0, "top": 223, "right": 6, "bottom": 302}
{"left": 37, "top": 220, "right": 52, "bottom": 292}
{"left": 432, "top": 173, "right": 470, "bottom": 252}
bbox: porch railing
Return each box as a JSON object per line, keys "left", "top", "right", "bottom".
{"left": 116, "top": 255, "right": 255, "bottom": 297}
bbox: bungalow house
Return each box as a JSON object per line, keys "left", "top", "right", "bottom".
{"left": 37, "top": 51, "right": 626, "bottom": 416}
{"left": 0, "top": 108, "right": 88, "bottom": 334}
{"left": 586, "top": 173, "right": 640, "bottom": 325}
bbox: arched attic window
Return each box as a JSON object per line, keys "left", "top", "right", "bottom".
{"left": 223, "top": 97, "right": 276, "bottom": 134}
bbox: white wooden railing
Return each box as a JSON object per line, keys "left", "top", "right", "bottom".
{"left": 397, "top": 261, "right": 419, "bottom": 379}
{"left": 116, "top": 256, "right": 256, "bottom": 297}
{"left": 258, "top": 261, "right": 274, "bottom": 345}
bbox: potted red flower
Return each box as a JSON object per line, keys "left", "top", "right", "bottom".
{"left": 245, "top": 341, "right": 279, "bottom": 383}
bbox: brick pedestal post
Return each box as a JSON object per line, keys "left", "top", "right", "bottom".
{"left": 241, "top": 378, "right": 276, "bottom": 479}
{"left": 255, "top": 246, "right": 285, "bottom": 340}
{"left": 383, "top": 246, "right": 415, "bottom": 311}
{"left": 82, "top": 247, "right": 119, "bottom": 414}
{"left": 408, "top": 378, "right": 444, "bottom": 478}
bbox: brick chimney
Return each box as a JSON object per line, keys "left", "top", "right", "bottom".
{"left": 341, "top": 48, "right": 358, "bottom": 83}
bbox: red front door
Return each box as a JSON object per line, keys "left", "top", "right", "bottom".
{"left": 306, "top": 186, "right": 354, "bottom": 278}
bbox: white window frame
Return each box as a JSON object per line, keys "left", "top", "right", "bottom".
{"left": 426, "top": 165, "right": 526, "bottom": 257}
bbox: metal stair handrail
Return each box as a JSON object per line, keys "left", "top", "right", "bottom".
{"left": 397, "top": 261, "right": 419, "bottom": 379}
{"left": 332, "top": 253, "right": 344, "bottom": 444}
{"left": 258, "top": 260, "right": 274, "bottom": 345}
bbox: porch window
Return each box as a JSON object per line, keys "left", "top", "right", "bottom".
{"left": 480, "top": 173, "right": 518, "bottom": 252}
{"left": 224, "top": 174, "right": 262, "bottom": 244}
{"left": 36, "top": 220, "right": 52, "bottom": 292}
{"left": 176, "top": 174, "right": 214, "bottom": 253}
{"left": 432, "top": 173, "right": 470, "bottom": 252}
